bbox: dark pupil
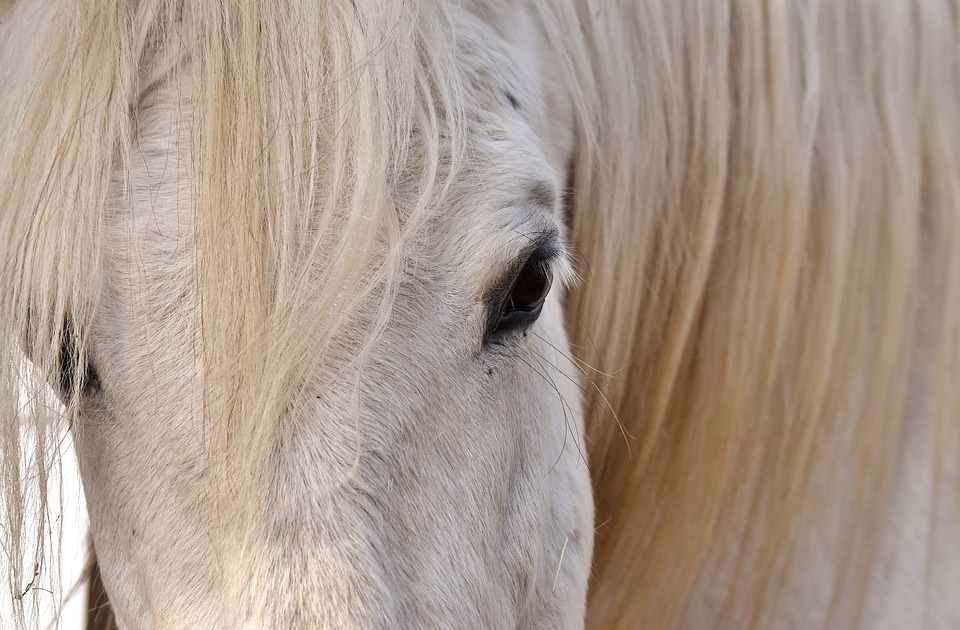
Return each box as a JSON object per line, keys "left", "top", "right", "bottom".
{"left": 504, "top": 262, "right": 553, "bottom": 313}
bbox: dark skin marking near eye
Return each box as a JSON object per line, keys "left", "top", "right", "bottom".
{"left": 504, "top": 90, "right": 521, "bottom": 110}
{"left": 527, "top": 181, "right": 557, "bottom": 209}
{"left": 57, "top": 322, "right": 100, "bottom": 401}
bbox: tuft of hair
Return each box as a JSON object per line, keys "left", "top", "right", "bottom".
{"left": 0, "top": 0, "right": 466, "bottom": 626}
{"left": 1, "top": 1, "right": 129, "bottom": 624}
{"left": 535, "top": 0, "right": 960, "bottom": 627}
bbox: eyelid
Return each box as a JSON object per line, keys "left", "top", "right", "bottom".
{"left": 521, "top": 234, "right": 574, "bottom": 290}
{"left": 496, "top": 234, "right": 563, "bottom": 293}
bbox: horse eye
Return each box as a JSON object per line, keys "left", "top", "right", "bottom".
{"left": 505, "top": 260, "right": 553, "bottom": 313}
{"left": 488, "top": 257, "right": 554, "bottom": 340}
{"left": 54, "top": 322, "right": 100, "bottom": 403}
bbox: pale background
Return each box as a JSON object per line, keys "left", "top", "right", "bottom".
{"left": 2, "top": 434, "right": 87, "bottom": 630}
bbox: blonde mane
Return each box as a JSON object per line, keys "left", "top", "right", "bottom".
{"left": 2, "top": 0, "right": 959, "bottom": 627}
{"left": 542, "top": 1, "right": 960, "bottom": 627}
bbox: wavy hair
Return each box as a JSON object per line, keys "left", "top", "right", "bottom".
{"left": 538, "top": 0, "right": 960, "bottom": 627}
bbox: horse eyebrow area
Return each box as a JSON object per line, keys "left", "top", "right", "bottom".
{"left": 525, "top": 181, "right": 557, "bottom": 210}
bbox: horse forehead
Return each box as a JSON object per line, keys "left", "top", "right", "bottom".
{"left": 109, "top": 26, "right": 560, "bottom": 277}
{"left": 118, "top": 96, "right": 555, "bottom": 235}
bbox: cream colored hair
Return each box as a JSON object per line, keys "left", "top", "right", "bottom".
{"left": 541, "top": 1, "right": 960, "bottom": 627}
{"left": 2, "top": 0, "right": 959, "bottom": 627}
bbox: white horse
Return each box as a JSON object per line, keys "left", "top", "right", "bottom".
{"left": 2, "top": 0, "right": 959, "bottom": 628}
